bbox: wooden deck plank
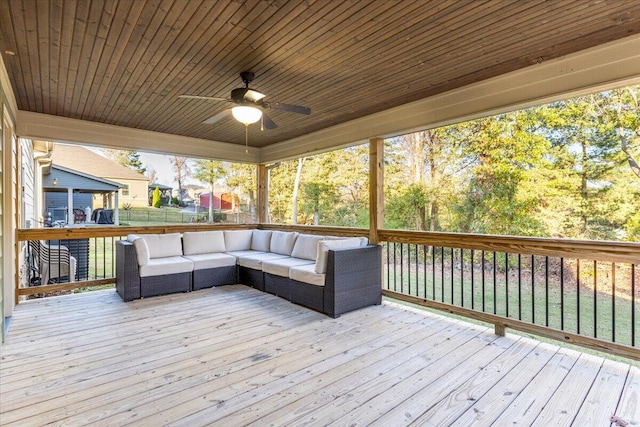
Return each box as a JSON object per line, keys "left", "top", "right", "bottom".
{"left": 122, "top": 309, "right": 420, "bottom": 426}
{"left": 0, "top": 288, "right": 636, "bottom": 427}
{"left": 530, "top": 353, "right": 605, "bottom": 426}
{"left": 488, "top": 347, "right": 582, "bottom": 425}
{"left": 569, "top": 358, "right": 630, "bottom": 427}
{"left": 0, "top": 294, "right": 313, "bottom": 394}
{"left": 325, "top": 335, "right": 516, "bottom": 427}
{"left": 65, "top": 308, "right": 409, "bottom": 427}
{"left": 613, "top": 365, "right": 640, "bottom": 426}
{"left": 450, "top": 341, "right": 560, "bottom": 426}
{"left": 222, "top": 315, "right": 466, "bottom": 426}
{"left": 408, "top": 336, "right": 537, "bottom": 426}
{"left": 296, "top": 329, "right": 498, "bottom": 426}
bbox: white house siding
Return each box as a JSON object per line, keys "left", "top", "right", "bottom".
{"left": 20, "top": 139, "right": 35, "bottom": 228}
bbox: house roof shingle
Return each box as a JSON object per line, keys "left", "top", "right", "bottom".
{"left": 51, "top": 145, "right": 148, "bottom": 182}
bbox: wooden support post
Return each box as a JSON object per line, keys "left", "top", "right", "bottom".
{"left": 257, "top": 164, "right": 267, "bottom": 224}
{"left": 369, "top": 138, "right": 384, "bottom": 245}
{"left": 495, "top": 324, "right": 506, "bottom": 337}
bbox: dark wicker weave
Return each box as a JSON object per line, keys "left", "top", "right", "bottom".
{"left": 116, "top": 240, "right": 191, "bottom": 300}
{"left": 192, "top": 266, "right": 237, "bottom": 291}
{"left": 239, "top": 266, "right": 264, "bottom": 291}
{"left": 115, "top": 241, "right": 141, "bottom": 302}
{"left": 290, "top": 280, "right": 324, "bottom": 312}
{"left": 324, "top": 245, "right": 382, "bottom": 318}
{"left": 287, "top": 245, "right": 382, "bottom": 318}
{"left": 264, "top": 273, "right": 292, "bottom": 300}
{"left": 140, "top": 272, "right": 191, "bottom": 298}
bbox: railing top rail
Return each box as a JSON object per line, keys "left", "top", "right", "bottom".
{"left": 17, "top": 223, "right": 258, "bottom": 241}
{"left": 259, "top": 223, "right": 369, "bottom": 237}
{"left": 378, "top": 229, "right": 640, "bottom": 264}
{"left": 17, "top": 225, "right": 639, "bottom": 263}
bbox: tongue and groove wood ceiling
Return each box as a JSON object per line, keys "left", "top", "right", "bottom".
{"left": 1, "top": 0, "right": 640, "bottom": 148}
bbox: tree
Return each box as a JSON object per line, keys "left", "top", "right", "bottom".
{"left": 152, "top": 186, "right": 162, "bottom": 208}
{"left": 226, "top": 163, "right": 257, "bottom": 221}
{"left": 451, "top": 110, "right": 548, "bottom": 236}
{"left": 103, "top": 149, "right": 146, "bottom": 174}
{"left": 145, "top": 165, "right": 158, "bottom": 184}
{"left": 193, "top": 159, "right": 225, "bottom": 223}
{"left": 170, "top": 156, "right": 191, "bottom": 203}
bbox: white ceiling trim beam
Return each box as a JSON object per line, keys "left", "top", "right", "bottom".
{"left": 0, "top": 54, "right": 18, "bottom": 118}
{"left": 16, "top": 111, "right": 260, "bottom": 163}
{"left": 261, "top": 33, "right": 640, "bottom": 164}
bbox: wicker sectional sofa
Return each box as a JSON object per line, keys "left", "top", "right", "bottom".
{"left": 115, "top": 229, "right": 382, "bottom": 318}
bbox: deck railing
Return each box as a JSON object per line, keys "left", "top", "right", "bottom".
{"left": 15, "top": 225, "right": 640, "bottom": 360}
{"left": 379, "top": 230, "right": 639, "bottom": 361}
{"left": 16, "top": 224, "right": 256, "bottom": 298}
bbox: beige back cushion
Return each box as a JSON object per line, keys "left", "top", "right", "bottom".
{"left": 183, "top": 231, "right": 226, "bottom": 255}
{"left": 140, "top": 233, "right": 183, "bottom": 258}
{"left": 291, "top": 234, "right": 326, "bottom": 261}
{"left": 314, "top": 238, "right": 362, "bottom": 274}
{"left": 270, "top": 231, "right": 299, "bottom": 255}
{"left": 251, "top": 230, "right": 272, "bottom": 252}
{"left": 132, "top": 237, "right": 150, "bottom": 266}
{"left": 224, "top": 230, "right": 254, "bottom": 251}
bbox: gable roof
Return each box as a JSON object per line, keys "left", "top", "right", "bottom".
{"left": 50, "top": 144, "right": 148, "bottom": 182}
{"left": 44, "top": 165, "right": 124, "bottom": 191}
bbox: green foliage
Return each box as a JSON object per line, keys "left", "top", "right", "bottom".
{"left": 122, "top": 203, "right": 133, "bottom": 211}
{"left": 103, "top": 149, "right": 147, "bottom": 174}
{"left": 152, "top": 186, "right": 162, "bottom": 208}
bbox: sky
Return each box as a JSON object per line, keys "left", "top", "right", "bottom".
{"left": 87, "top": 147, "right": 194, "bottom": 186}
{"left": 138, "top": 152, "right": 180, "bottom": 186}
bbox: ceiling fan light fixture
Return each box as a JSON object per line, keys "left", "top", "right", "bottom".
{"left": 232, "top": 106, "right": 262, "bottom": 125}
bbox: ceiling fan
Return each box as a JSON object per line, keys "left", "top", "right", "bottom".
{"left": 179, "top": 71, "right": 311, "bottom": 130}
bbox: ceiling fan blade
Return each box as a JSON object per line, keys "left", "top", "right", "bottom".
{"left": 267, "top": 102, "right": 311, "bottom": 115}
{"left": 262, "top": 113, "right": 277, "bottom": 130}
{"left": 179, "top": 95, "right": 229, "bottom": 102}
{"left": 203, "top": 109, "right": 231, "bottom": 125}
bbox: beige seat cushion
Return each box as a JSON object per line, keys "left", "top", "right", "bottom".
{"left": 290, "top": 264, "right": 325, "bottom": 286}
{"left": 238, "top": 252, "right": 290, "bottom": 270}
{"left": 139, "top": 256, "right": 193, "bottom": 277}
{"left": 225, "top": 250, "right": 266, "bottom": 260}
{"left": 183, "top": 253, "right": 236, "bottom": 270}
{"left": 262, "top": 257, "right": 314, "bottom": 277}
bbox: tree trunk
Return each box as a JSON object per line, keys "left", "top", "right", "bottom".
{"left": 208, "top": 182, "right": 214, "bottom": 223}
{"left": 580, "top": 142, "right": 588, "bottom": 234}
{"left": 292, "top": 158, "right": 304, "bottom": 224}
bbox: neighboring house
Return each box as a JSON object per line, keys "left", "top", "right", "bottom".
{"left": 43, "top": 164, "right": 123, "bottom": 224}
{"left": 51, "top": 145, "right": 149, "bottom": 208}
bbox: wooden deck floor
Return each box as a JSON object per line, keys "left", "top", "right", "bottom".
{"left": 1, "top": 286, "right": 638, "bottom": 427}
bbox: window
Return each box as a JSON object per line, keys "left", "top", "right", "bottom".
{"left": 122, "top": 184, "right": 129, "bottom": 196}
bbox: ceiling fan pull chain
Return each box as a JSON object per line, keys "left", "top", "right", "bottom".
{"left": 245, "top": 124, "right": 249, "bottom": 154}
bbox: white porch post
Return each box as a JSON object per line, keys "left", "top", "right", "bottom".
{"left": 114, "top": 191, "right": 119, "bottom": 225}
{"left": 67, "top": 187, "right": 74, "bottom": 225}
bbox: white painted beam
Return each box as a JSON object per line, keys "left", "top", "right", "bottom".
{"left": 16, "top": 112, "right": 260, "bottom": 164}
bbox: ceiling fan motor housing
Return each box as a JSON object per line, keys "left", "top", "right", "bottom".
{"left": 231, "top": 87, "right": 266, "bottom": 104}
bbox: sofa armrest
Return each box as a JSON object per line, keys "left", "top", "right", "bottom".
{"left": 116, "top": 240, "right": 141, "bottom": 301}
{"left": 324, "top": 245, "right": 382, "bottom": 317}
